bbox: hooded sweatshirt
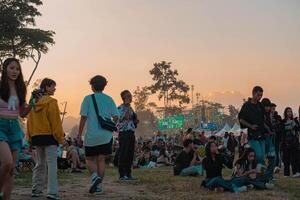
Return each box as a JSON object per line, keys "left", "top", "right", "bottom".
{"left": 26, "top": 96, "right": 64, "bottom": 145}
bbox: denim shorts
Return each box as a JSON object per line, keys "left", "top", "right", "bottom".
{"left": 0, "top": 118, "right": 23, "bottom": 151}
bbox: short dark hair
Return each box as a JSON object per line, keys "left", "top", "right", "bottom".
{"left": 90, "top": 75, "right": 107, "bottom": 91}
{"left": 183, "top": 139, "right": 193, "bottom": 148}
{"left": 252, "top": 86, "right": 263, "bottom": 95}
{"left": 187, "top": 128, "right": 193, "bottom": 134}
{"left": 209, "top": 135, "right": 217, "bottom": 141}
{"left": 120, "top": 90, "right": 131, "bottom": 100}
{"left": 40, "top": 78, "right": 56, "bottom": 92}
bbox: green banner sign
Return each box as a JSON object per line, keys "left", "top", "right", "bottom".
{"left": 158, "top": 115, "right": 184, "bottom": 130}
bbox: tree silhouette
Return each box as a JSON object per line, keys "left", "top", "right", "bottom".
{"left": 148, "top": 61, "right": 190, "bottom": 116}
{"left": 0, "top": 0, "right": 55, "bottom": 84}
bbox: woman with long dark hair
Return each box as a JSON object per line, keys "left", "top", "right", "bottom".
{"left": 0, "top": 58, "right": 31, "bottom": 200}
{"left": 201, "top": 141, "right": 247, "bottom": 193}
{"left": 281, "top": 107, "right": 300, "bottom": 177}
{"left": 233, "top": 148, "right": 274, "bottom": 189}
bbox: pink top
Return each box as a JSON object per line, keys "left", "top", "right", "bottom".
{"left": 0, "top": 97, "right": 19, "bottom": 118}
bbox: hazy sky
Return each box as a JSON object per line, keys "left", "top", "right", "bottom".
{"left": 21, "top": 0, "right": 300, "bottom": 116}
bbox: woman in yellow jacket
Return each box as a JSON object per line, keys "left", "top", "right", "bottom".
{"left": 26, "top": 78, "right": 64, "bottom": 200}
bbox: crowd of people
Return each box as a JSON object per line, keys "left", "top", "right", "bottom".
{"left": 0, "top": 57, "right": 299, "bottom": 200}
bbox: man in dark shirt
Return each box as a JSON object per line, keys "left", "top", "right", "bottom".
{"left": 238, "top": 86, "right": 266, "bottom": 164}
{"left": 174, "top": 139, "right": 202, "bottom": 176}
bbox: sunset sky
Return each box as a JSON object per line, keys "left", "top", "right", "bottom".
{"left": 21, "top": 0, "right": 300, "bottom": 117}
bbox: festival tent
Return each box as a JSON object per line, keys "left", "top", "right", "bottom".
{"left": 229, "top": 123, "right": 240, "bottom": 133}
{"left": 215, "top": 124, "right": 231, "bottom": 137}
{"left": 235, "top": 128, "right": 248, "bottom": 136}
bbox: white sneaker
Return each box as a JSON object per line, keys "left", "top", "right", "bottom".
{"left": 292, "top": 172, "right": 300, "bottom": 178}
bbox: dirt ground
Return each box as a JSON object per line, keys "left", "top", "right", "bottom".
{"left": 12, "top": 167, "right": 300, "bottom": 200}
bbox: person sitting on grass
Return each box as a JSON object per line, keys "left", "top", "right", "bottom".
{"left": 156, "top": 148, "right": 171, "bottom": 167}
{"left": 173, "top": 139, "right": 203, "bottom": 176}
{"left": 201, "top": 141, "right": 247, "bottom": 193}
{"left": 65, "top": 139, "right": 84, "bottom": 173}
{"left": 232, "top": 147, "right": 274, "bottom": 190}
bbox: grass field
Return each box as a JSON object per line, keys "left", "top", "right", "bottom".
{"left": 13, "top": 167, "right": 300, "bottom": 200}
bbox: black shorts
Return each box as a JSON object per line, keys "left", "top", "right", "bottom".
{"left": 85, "top": 139, "right": 113, "bottom": 157}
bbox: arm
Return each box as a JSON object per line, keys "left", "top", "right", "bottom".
{"left": 78, "top": 116, "right": 87, "bottom": 140}
{"left": 240, "top": 119, "right": 257, "bottom": 130}
{"left": 19, "top": 103, "right": 32, "bottom": 118}
{"left": 112, "top": 115, "right": 119, "bottom": 123}
{"left": 220, "top": 154, "right": 233, "bottom": 169}
{"left": 190, "top": 152, "right": 198, "bottom": 166}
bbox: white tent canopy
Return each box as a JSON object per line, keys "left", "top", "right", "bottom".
{"left": 215, "top": 124, "right": 231, "bottom": 137}
{"left": 229, "top": 123, "right": 240, "bottom": 133}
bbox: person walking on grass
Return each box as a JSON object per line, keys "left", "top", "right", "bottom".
{"left": 27, "top": 78, "right": 64, "bottom": 200}
{"left": 77, "top": 75, "right": 119, "bottom": 195}
{"left": 0, "top": 58, "right": 32, "bottom": 200}
{"left": 117, "top": 90, "right": 139, "bottom": 181}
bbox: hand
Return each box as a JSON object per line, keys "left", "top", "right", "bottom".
{"left": 251, "top": 124, "right": 258, "bottom": 130}
{"left": 77, "top": 134, "right": 83, "bottom": 144}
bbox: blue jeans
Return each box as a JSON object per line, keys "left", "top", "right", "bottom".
{"left": 205, "top": 177, "right": 241, "bottom": 192}
{"left": 232, "top": 176, "right": 266, "bottom": 190}
{"left": 180, "top": 165, "right": 203, "bottom": 176}
{"left": 248, "top": 139, "right": 265, "bottom": 164}
{"left": 265, "top": 135, "right": 276, "bottom": 181}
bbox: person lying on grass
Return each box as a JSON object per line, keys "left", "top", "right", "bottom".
{"left": 201, "top": 141, "right": 247, "bottom": 193}
{"left": 173, "top": 139, "right": 203, "bottom": 176}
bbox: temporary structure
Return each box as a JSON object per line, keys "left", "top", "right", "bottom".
{"left": 215, "top": 124, "right": 231, "bottom": 137}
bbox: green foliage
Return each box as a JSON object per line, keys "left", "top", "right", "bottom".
{"left": 0, "top": 0, "right": 55, "bottom": 78}
{"left": 148, "top": 61, "right": 190, "bottom": 116}
{"left": 133, "top": 86, "right": 152, "bottom": 112}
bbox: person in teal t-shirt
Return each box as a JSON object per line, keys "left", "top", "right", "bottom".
{"left": 78, "top": 75, "right": 119, "bottom": 195}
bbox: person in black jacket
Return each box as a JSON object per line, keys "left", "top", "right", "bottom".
{"left": 261, "top": 98, "right": 276, "bottom": 182}
{"left": 271, "top": 103, "right": 283, "bottom": 173}
{"left": 227, "top": 133, "right": 237, "bottom": 165}
{"left": 238, "top": 86, "right": 266, "bottom": 164}
{"left": 281, "top": 107, "right": 300, "bottom": 177}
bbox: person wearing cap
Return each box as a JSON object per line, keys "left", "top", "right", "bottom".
{"left": 238, "top": 86, "right": 266, "bottom": 164}
{"left": 261, "top": 98, "right": 276, "bottom": 182}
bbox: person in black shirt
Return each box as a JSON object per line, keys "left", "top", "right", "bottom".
{"left": 227, "top": 133, "right": 237, "bottom": 165}
{"left": 173, "top": 139, "right": 202, "bottom": 176}
{"left": 271, "top": 103, "right": 283, "bottom": 172}
{"left": 202, "top": 142, "right": 247, "bottom": 193}
{"left": 238, "top": 86, "right": 266, "bottom": 164}
{"left": 261, "top": 98, "right": 276, "bottom": 182}
{"left": 281, "top": 107, "right": 300, "bottom": 177}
